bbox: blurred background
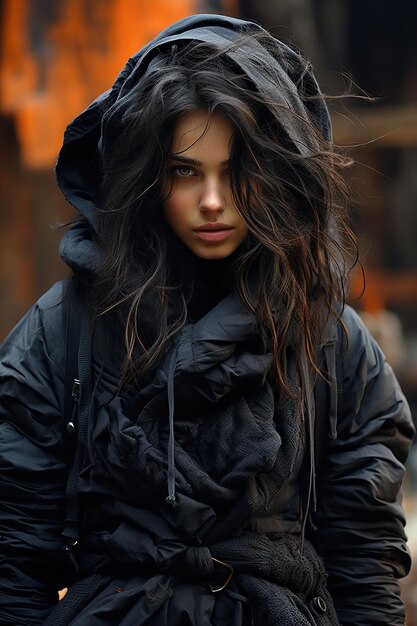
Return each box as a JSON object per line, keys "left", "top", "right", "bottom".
{"left": 0, "top": 0, "right": 416, "bottom": 621}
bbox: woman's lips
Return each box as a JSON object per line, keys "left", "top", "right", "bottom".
{"left": 194, "top": 223, "right": 234, "bottom": 242}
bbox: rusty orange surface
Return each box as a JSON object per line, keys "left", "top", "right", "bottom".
{"left": 0, "top": 0, "right": 195, "bottom": 168}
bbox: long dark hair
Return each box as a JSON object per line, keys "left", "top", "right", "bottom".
{"left": 95, "top": 32, "right": 356, "bottom": 397}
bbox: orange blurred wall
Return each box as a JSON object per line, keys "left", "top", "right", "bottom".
{"left": 0, "top": 0, "right": 195, "bottom": 169}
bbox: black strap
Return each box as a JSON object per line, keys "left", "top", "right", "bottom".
{"left": 63, "top": 279, "right": 83, "bottom": 461}
{"left": 43, "top": 574, "right": 112, "bottom": 625}
{"left": 62, "top": 279, "right": 94, "bottom": 566}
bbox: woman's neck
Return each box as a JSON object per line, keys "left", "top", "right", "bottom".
{"left": 187, "top": 255, "right": 235, "bottom": 321}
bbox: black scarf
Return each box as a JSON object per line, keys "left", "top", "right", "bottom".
{"left": 45, "top": 289, "right": 339, "bottom": 625}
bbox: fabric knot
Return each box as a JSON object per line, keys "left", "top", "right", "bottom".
{"left": 175, "top": 547, "right": 234, "bottom": 593}
{"left": 180, "top": 546, "right": 213, "bottom": 578}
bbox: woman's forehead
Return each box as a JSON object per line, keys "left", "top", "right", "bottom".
{"left": 170, "top": 110, "right": 234, "bottom": 162}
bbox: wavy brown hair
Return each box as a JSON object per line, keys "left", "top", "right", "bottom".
{"left": 94, "top": 32, "right": 357, "bottom": 397}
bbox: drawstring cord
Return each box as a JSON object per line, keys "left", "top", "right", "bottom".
{"left": 299, "top": 357, "right": 317, "bottom": 551}
{"left": 166, "top": 348, "right": 178, "bottom": 506}
{"left": 323, "top": 341, "right": 338, "bottom": 440}
{"left": 299, "top": 333, "right": 339, "bottom": 550}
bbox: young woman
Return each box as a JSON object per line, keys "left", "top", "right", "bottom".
{"left": 0, "top": 13, "right": 414, "bottom": 626}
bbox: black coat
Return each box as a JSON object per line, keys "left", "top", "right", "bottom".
{"left": 0, "top": 279, "right": 413, "bottom": 625}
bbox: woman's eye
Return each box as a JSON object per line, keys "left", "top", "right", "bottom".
{"left": 174, "top": 166, "right": 195, "bottom": 177}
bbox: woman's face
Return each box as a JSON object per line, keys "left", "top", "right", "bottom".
{"left": 163, "top": 110, "right": 249, "bottom": 260}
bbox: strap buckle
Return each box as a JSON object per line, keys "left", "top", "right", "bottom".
{"left": 71, "top": 379, "right": 80, "bottom": 400}
{"left": 63, "top": 540, "right": 79, "bottom": 573}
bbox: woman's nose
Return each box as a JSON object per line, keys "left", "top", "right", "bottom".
{"left": 199, "top": 180, "right": 225, "bottom": 215}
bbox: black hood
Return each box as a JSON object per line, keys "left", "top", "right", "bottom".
{"left": 56, "top": 13, "right": 331, "bottom": 274}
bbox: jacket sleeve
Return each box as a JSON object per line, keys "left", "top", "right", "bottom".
{"left": 0, "top": 282, "right": 70, "bottom": 625}
{"left": 313, "top": 306, "right": 415, "bottom": 626}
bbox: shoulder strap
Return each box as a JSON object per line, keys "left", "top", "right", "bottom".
{"left": 62, "top": 278, "right": 94, "bottom": 571}
{"left": 63, "top": 278, "right": 83, "bottom": 460}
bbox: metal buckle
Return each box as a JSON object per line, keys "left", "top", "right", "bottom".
{"left": 71, "top": 379, "right": 80, "bottom": 400}
{"left": 63, "top": 541, "right": 79, "bottom": 573}
{"left": 209, "top": 557, "right": 234, "bottom": 593}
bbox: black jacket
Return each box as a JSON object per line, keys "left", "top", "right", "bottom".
{"left": 0, "top": 13, "right": 414, "bottom": 626}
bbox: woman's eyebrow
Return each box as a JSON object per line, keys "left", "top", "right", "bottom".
{"left": 170, "top": 155, "right": 202, "bottom": 166}
{"left": 169, "top": 154, "right": 230, "bottom": 167}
